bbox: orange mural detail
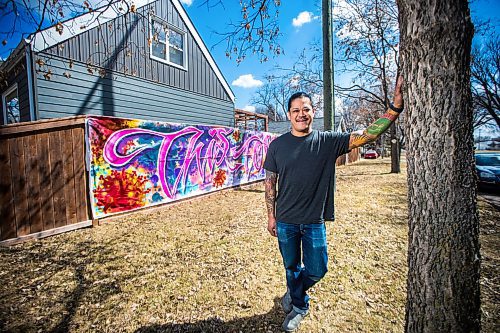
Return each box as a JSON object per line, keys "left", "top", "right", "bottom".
{"left": 93, "top": 169, "right": 151, "bottom": 213}
{"left": 213, "top": 169, "right": 227, "bottom": 188}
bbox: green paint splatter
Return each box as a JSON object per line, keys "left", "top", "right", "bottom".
{"left": 366, "top": 118, "right": 391, "bottom": 136}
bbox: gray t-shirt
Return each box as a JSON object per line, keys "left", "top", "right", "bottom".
{"left": 263, "top": 130, "right": 350, "bottom": 224}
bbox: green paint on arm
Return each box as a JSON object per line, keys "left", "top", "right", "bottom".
{"left": 366, "top": 117, "right": 392, "bottom": 136}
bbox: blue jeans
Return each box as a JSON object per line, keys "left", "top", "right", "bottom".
{"left": 276, "top": 221, "right": 328, "bottom": 313}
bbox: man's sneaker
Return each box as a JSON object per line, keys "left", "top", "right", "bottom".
{"left": 282, "top": 309, "right": 309, "bottom": 332}
{"left": 281, "top": 290, "right": 292, "bottom": 313}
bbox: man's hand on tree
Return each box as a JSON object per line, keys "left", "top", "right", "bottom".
{"left": 393, "top": 75, "right": 404, "bottom": 109}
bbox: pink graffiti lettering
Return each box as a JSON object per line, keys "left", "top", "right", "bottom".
{"left": 103, "top": 126, "right": 271, "bottom": 199}
{"left": 229, "top": 134, "right": 271, "bottom": 176}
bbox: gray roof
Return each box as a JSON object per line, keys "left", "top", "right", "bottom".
{"left": 268, "top": 116, "right": 344, "bottom": 134}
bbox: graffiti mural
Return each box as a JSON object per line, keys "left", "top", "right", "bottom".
{"left": 86, "top": 116, "right": 275, "bottom": 218}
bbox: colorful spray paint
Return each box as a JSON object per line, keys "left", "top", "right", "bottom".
{"left": 86, "top": 117, "right": 275, "bottom": 218}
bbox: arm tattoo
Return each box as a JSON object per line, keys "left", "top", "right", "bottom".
{"left": 349, "top": 109, "right": 400, "bottom": 149}
{"left": 264, "top": 170, "right": 278, "bottom": 218}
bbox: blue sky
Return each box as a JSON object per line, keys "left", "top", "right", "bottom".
{"left": 181, "top": 0, "right": 324, "bottom": 111}
{"left": 180, "top": 0, "right": 500, "bottom": 112}
{"left": 0, "top": 0, "right": 499, "bottom": 131}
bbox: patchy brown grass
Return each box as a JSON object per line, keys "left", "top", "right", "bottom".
{"left": 479, "top": 198, "right": 500, "bottom": 332}
{"left": 0, "top": 158, "right": 498, "bottom": 332}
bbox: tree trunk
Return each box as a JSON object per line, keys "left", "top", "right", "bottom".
{"left": 397, "top": 0, "right": 481, "bottom": 332}
{"left": 390, "top": 123, "right": 400, "bottom": 173}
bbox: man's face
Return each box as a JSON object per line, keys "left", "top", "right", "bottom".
{"left": 287, "top": 96, "right": 315, "bottom": 134}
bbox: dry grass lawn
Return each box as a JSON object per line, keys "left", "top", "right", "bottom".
{"left": 0, "top": 158, "right": 498, "bottom": 332}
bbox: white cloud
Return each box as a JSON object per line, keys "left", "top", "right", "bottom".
{"left": 232, "top": 74, "right": 263, "bottom": 88}
{"left": 243, "top": 105, "right": 256, "bottom": 112}
{"left": 292, "top": 11, "right": 315, "bottom": 27}
{"left": 180, "top": 0, "right": 193, "bottom": 6}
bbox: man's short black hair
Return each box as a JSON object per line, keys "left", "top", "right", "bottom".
{"left": 287, "top": 92, "right": 313, "bottom": 112}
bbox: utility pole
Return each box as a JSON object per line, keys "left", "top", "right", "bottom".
{"left": 323, "top": 0, "right": 335, "bottom": 131}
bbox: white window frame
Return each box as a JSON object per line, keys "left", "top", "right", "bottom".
{"left": 2, "top": 83, "right": 19, "bottom": 125}
{"left": 149, "top": 15, "right": 188, "bottom": 71}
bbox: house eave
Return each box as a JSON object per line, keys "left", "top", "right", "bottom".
{"left": 30, "top": 0, "right": 156, "bottom": 53}
{"left": 0, "top": 39, "right": 29, "bottom": 74}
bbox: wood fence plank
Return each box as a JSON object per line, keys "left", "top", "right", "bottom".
{"left": 1, "top": 118, "right": 88, "bottom": 242}
{"left": 72, "top": 127, "right": 89, "bottom": 222}
{"left": 49, "top": 131, "right": 67, "bottom": 228}
{"left": 62, "top": 129, "right": 77, "bottom": 225}
{"left": 0, "top": 139, "right": 16, "bottom": 240}
{"left": 27, "top": 134, "right": 43, "bottom": 233}
{"left": 10, "top": 137, "right": 30, "bottom": 236}
{"left": 38, "top": 133, "right": 55, "bottom": 231}
{"left": 0, "top": 116, "right": 86, "bottom": 137}
{"left": 0, "top": 220, "right": 92, "bottom": 247}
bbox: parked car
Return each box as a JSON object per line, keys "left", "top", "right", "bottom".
{"left": 475, "top": 153, "right": 500, "bottom": 192}
{"left": 364, "top": 149, "right": 379, "bottom": 159}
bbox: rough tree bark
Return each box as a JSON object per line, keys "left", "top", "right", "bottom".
{"left": 397, "top": 0, "right": 481, "bottom": 332}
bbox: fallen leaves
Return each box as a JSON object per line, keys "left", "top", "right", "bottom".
{"left": 0, "top": 159, "right": 497, "bottom": 332}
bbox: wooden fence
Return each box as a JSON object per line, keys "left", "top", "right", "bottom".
{"left": 336, "top": 147, "right": 361, "bottom": 166}
{"left": 234, "top": 109, "right": 268, "bottom": 132}
{"left": 0, "top": 116, "right": 91, "bottom": 245}
{"left": 0, "top": 116, "right": 361, "bottom": 245}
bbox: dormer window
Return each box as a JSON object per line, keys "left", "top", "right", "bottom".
{"left": 150, "top": 16, "right": 187, "bottom": 70}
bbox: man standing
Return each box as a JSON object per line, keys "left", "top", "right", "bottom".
{"left": 263, "top": 77, "right": 404, "bottom": 332}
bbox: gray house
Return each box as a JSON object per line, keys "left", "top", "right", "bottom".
{"left": 268, "top": 115, "right": 346, "bottom": 134}
{"left": 0, "top": 0, "right": 235, "bottom": 126}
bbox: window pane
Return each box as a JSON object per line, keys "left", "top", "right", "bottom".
{"left": 169, "top": 30, "right": 183, "bottom": 50}
{"left": 152, "top": 20, "right": 166, "bottom": 42}
{"left": 5, "top": 90, "right": 20, "bottom": 124}
{"left": 152, "top": 42, "right": 166, "bottom": 59}
{"left": 169, "top": 47, "right": 183, "bottom": 66}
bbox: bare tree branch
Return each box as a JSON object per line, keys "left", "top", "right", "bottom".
{"left": 471, "top": 31, "right": 500, "bottom": 128}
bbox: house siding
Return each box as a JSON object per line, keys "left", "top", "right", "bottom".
{"left": 35, "top": 55, "right": 234, "bottom": 126}
{"left": 41, "top": 0, "right": 232, "bottom": 103}
{"left": 268, "top": 117, "right": 344, "bottom": 134}
{"left": 0, "top": 56, "right": 31, "bottom": 125}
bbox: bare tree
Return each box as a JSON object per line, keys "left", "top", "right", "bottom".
{"left": 202, "top": 0, "right": 283, "bottom": 64}
{"left": 251, "top": 77, "right": 283, "bottom": 121}
{"left": 277, "top": 43, "right": 324, "bottom": 95}
{"left": 251, "top": 73, "right": 298, "bottom": 121}
{"left": 397, "top": 0, "right": 480, "bottom": 331}
{"left": 342, "top": 91, "right": 382, "bottom": 129}
{"left": 471, "top": 32, "right": 500, "bottom": 128}
{"left": 251, "top": 44, "right": 329, "bottom": 123}
{"left": 334, "top": 0, "right": 399, "bottom": 105}
{"left": 333, "top": 0, "right": 402, "bottom": 171}
{"left": 0, "top": 0, "right": 126, "bottom": 50}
